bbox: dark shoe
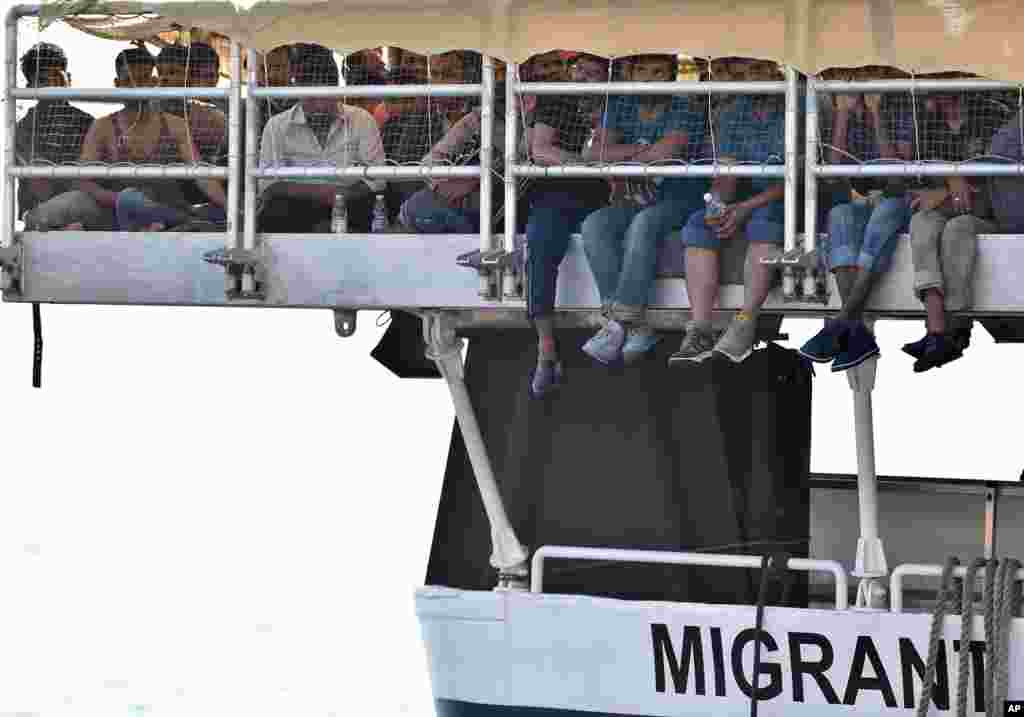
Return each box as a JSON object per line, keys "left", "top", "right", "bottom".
{"left": 831, "top": 322, "right": 880, "bottom": 372}
{"left": 953, "top": 324, "right": 972, "bottom": 352}
{"left": 902, "top": 333, "right": 930, "bottom": 360}
{"left": 529, "top": 358, "right": 566, "bottom": 399}
{"left": 913, "top": 333, "right": 963, "bottom": 373}
{"left": 799, "top": 319, "right": 851, "bottom": 363}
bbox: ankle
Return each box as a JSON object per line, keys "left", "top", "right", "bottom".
{"left": 538, "top": 337, "right": 558, "bottom": 359}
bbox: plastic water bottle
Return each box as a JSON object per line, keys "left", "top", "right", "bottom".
{"left": 704, "top": 191, "right": 727, "bottom": 226}
{"left": 331, "top": 190, "right": 348, "bottom": 235}
{"left": 371, "top": 194, "right": 388, "bottom": 233}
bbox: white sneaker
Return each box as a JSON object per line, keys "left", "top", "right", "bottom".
{"left": 714, "top": 314, "right": 758, "bottom": 363}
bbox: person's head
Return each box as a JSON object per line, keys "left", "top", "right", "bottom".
{"left": 258, "top": 45, "right": 292, "bottom": 87}
{"left": 344, "top": 48, "right": 386, "bottom": 86}
{"left": 291, "top": 44, "right": 339, "bottom": 113}
{"left": 393, "top": 48, "right": 428, "bottom": 84}
{"left": 188, "top": 43, "right": 220, "bottom": 87}
{"left": 523, "top": 50, "right": 565, "bottom": 82}
{"left": 626, "top": 54, "right": 677, "bottom": 83}
{"left": 567, "top": 53, "right": 609, "bottom": 83}
{"left": 710, "top": 57, "right": 778, "bottom": 82}
{"left": 155, "top": 45, "right": 190, "bottom": 88}
{"left": 21, "top": 42, "right": 69, "bottom": 88}
{"left": 115, "top": 46, "right": 156, "bottom": 89}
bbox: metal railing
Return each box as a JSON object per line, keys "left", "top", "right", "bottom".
{"left": 890, "top": 562, "right": 1024, "bottom": 613}
{"left": 530, "top": 545, "right": 849, "bottom": 610}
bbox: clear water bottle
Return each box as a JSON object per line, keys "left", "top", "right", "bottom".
{"left": 371, "top": 193, "right": 388, "bottom": 233}
{"left": 704, "top": 191, "right": 727, "bottom": 226}
{"left": 331, "top": 189, "right": 348, "bottom": 235}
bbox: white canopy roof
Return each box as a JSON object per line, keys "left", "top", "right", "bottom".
{"left": 35, "top": 0, "right": 1024, "bottom": 82}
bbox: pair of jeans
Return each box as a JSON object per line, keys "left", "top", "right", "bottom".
{"left": 819, "top": 196, "right": 911, "bottom": 275}
{"left": 526, "top": 192, "right": 601, "bottom": 319}
{"left": 400, "top": 187, "right": 479, "bottom": 234}
{"left": 581, "top": 198, "right": 698, "bottom": 317}
{"left": 681, "top": 201, "right": 785, "bottom": 250}
{"left": 909, "top": 209, "right": 997, "bottom": 311}
{"left": 115, "top": 189, "right": 226, "bottom": 231}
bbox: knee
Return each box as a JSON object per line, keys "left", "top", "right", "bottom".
{"left": 827, "top": 203, "right": 857, "bottom": 228}
{"left": 942, "top": 215, "right": 981, "bottom": 243}
{"left": 580, "top": 208, "right": 614, "bottom": 246}
{"left": 909, "top": 211, "right": 943, "bottom": 242}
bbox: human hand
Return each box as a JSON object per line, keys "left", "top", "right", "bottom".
{"left": 716, "top": 201, "right": 753, "bottom": 240}
{"left": 435, "top": 178, "right": 479, "bottom": 205}
{"left": 909, "top": 188, "right": 951, "bottom": 212}
{"left": 835, "top": 94, "right": 859, "bottom": 113}
{"left": 864, "top": 94, "right": 882, "bottom": 114}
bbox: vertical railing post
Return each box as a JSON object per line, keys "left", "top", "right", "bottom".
{"left": 783, "top": 66, "right": 798, "bottom": 298}
{"left": 803, "top": 74, "right": 820, "bottom": 298}
{"left": 2, "top": 7, "right": 19, "bottom": 248}
{"left": 242, "top": 48, "right": 259, "bottom": 296}
{"left": 478, "top": 54, "right": 494, "bottom": 298}
{"left": 225, "top": 41, "right": 242, "bottom": 294}
{"left": 503, "top": 63, "right": 519, "bottom": 298}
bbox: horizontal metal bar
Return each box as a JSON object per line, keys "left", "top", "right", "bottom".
{"left": 12, "top": 87, "right": 229, "bottom": 101}
{"left": 10, "top": 2, "right": 176, "bottom": 18}
{"left": 512, "top": 164, "right": 785, "bottom": 178}
{"left": 814, "top": 79, "right": 1019, "bottom": 93}
{"left": 9, "top": 165, "right": 227, "bottom": 179}
{"left": 815, "top": 162, "right": 1024, "bottom": 177}
{"left": 890, "top": 563, "right": 1024, "bottom": 613}
{"left": 515, "top": 80, "right": 787, "bottom": 96}
{"left": 252, "top": 165, "right": 481, "bottom": 179}
{"left": 251, "top": 84, "right": 481, "bottom": 99}
{"left": 531, "top": 546, "right": 849, "bottom": 609}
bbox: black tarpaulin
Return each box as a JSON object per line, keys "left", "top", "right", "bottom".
{"left": 425, "top": 330, "right": 813, "bottom": 606}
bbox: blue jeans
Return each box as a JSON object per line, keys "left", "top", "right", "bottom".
{"left": 820, "top": 196, "right": 911, "bottom": 274}
{"left": 581, "top": 198, "right": 698, "bottom": 311}
{"left": 400, "top": 188, "right": 479, "bottom": 234}
{"left": 526, "top": 193, "right": 600, "bottom": 319}
{"left": 116, "top": 189, "right": 226, "bottom": 231}
{"left": 681, "top": 201, "right": 784, "bottom": 250}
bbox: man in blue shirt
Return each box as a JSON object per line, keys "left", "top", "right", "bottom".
{"left": 580, "top": 54, "right": 707, "bottom": 366}
{"left": 670, "top": 64, "right": 787, "bottom": 366}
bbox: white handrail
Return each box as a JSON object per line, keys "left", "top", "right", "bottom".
{"left": 251, "top": 84, "right": 481, "bottom": 99}
{"left": 511, "top": 165, "right": 784, "bottom": 178}
{"left": 514, "top": 81, "right": 787, "bottom": 96}
{"left": 530, "top": 545, "right": 849, "bottom": 610}
{"left": 890, "top": 563, "right": 1024, "bottom": 613}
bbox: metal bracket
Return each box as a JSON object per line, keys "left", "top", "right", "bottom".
{"left": 333, "top": 309, "right": 357, "bottom": 337}
{"left": 456, "top": 247, "right": 526, "bottom": 301}
{"left": 0, "top": 242, "right": 23, "bottom": 296}
{"left": 760, "top": 243, "right": 830, "bottom": 304}
{"left": 202, "top": 247, "right": 265, "bottom": 300}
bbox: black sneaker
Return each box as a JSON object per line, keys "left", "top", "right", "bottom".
{"left": 912, "top": 333, "right": 963, "bottom": 373}
{"left": 902, "top": 333, "right": 930, "bottom": 360}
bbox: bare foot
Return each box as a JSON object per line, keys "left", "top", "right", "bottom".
{"left": 62, "top": 222, "right": 84, "bottom": 230}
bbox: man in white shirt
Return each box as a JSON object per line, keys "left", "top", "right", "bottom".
{"left": 257, "top": 43, "right": 386, "bottom": 232}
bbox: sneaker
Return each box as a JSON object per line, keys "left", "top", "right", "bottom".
{"left": 529, "top": 358, "right": 565, "bottom": 399}
{"left": 714, "top": 314, "right": 759, "bottom": 364}
{"left": 668, "top": 322, "right": 720, "bottom": 366}
{"left": 622, "top": 326, "right": 662, "bottom": 365}
{"left": 831, "top": 322, "right": 880, "bottom": 372}
{"left": 913, "top": 333, "right": 963, "bottom": 373}
{"left": 581, "top": 319, "right": 625, "bottom": 366}
{"left": 902, "top": 333, "right": 929, "bottom": 360}
{"left": 799, "top": 319, "right": 850, "bottom": 363}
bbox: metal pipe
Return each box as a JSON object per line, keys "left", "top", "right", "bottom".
{"left": 515, "top": 81, "right": 788, "bottom": 96}
{"left": 816, "top": 163, "right": 1024, "bottom": 177}
{"left": 252, "top": 166, "right": 481, "bottom": 179}
{"left": 12, "top": 87, "right": 229, "bottom": 101}
{"left": 478, "top": 55, "right": 494, "bottom": 298}
{"left": 502, "top": 63, "right": 519, "bottom": 298}
{"left": 251, "top": 84, "right": 481, "bottom": 99}
{"left": 226, "top": 41, "right": 241, "bottom": 254}
{"left": 243, "top": 49, "right": 259, "bottom": 296}
{"left": 782, "top": 66, "right": 798, "bottom": 298}
{"left": 10, "top": 166, "right": 228, "bottom": 178}
{"left": 512, "top": 164, "right": 784, "bottom": 178}
{"left": 983, "top": 485, "right": 1000, "bottom": 560}
{"left": 530, "top": 546, "right": 849, "bottom": 610}
{"left": 891, "top": 563, "right": 1024, "bottom": 613}
{"left": 815, "top": 79, "right": 1018, "bottom": 93}
{"left": 804, "top": 75, "right": 820, "bottom": 298}
{"left": 3, "top": 8, "right": 17, "bottom": 247}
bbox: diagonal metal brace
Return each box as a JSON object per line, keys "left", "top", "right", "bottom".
{"left": 202, "top": 247, "right": 266, "bottom": 300}
{"left": 0, "top": 242, "right": 23, "bottom": 295}
{"left": 456, "top": 246, "right": 525, "bottom": 273}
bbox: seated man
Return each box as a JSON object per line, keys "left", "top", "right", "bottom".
{"left": 578, "top": 53, "right": 706, "bottom": 366}
{"left": 800, "top": 66, "right": 915, "bottom": 371}
{"left": 14, "top": 42, "right": 94, "bottom": 226}
{"left": 343, "top": 48, "right": 388, "bottom": 121}
{"left": 902, "top": 86, "right": 1004, "bottom": 371}
{"left": 187, "top": 42, "right": 221, "bottom": 89}
{"left": 669, "top": 59, "right": 787, "bottom": 366}
{"left": 254, "top": 44, "right": 296, "bottom": 142}
{"left": 398, "top": 81, "right": 512, "bottom": 234}
{"left": 525, "top": 52, "right": 611, "bottom": 398}
{"left": 257, "top": 43, "right": 386, "bottom": 233}
{"left": 25, "top": 47, "right": 226, "bottom": 232}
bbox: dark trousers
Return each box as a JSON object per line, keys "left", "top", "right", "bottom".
{"left": 258, "top": 195, "right": 374, "bottom": 233}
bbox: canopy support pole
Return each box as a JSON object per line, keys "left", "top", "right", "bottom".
{"left": 423, "top": 312, "right": 529, "bottom": 586}
{"left": 846, "top": 341, "right": 888, "bottom": 609}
